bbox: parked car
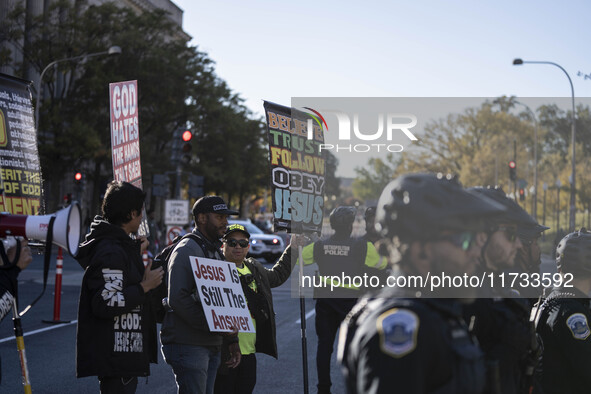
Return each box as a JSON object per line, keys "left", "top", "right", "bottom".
{"left": 228, "top": 219, "right": 286, "bottom": 261}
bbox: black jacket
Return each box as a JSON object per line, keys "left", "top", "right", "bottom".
{"left": 241, "top": 244, "right": 295, "bottom": 358}
{"left": 0, "top": 265, "right": 19, "bottom": 323}
{"left": 535, "top": 286, "right": 591, "bottom": 394}
{"left": 340, "top": 288, "right": 486, "bottom": 394}
{"left": 75, "top": 216, "right": 157, "bottom": 378}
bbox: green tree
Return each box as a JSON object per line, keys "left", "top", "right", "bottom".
{"left": 2, "top": 1, "right": 269, "bottom": 214}
{"left": 352, "top": 153, "right": 398, "bottom": 202}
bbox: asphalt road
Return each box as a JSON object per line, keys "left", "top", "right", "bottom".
{"left": 0, "top": 251, "right": 556, "bottom": 393}
{"left": 0, "top": 252, "right": 342, "bottom": 394}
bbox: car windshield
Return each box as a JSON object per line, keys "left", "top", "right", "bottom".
{"left": 230, "top": 221, "right": 264, "bottom": 235}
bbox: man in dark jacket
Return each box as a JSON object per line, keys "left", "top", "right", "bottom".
{"left": 76, "top": 181, "right": 164, "bottom": 394}
{"left": 161, "top": 195, "right": 241, "bottom": 394}
{"left": 214, "top": 223, "right": 300, "bottom": 394}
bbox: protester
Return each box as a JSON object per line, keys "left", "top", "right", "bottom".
{"left": 75, "top": 181, "right": 164, "bottom": 394}
{"left": 464, "top": 186, "right": 541, "bottom": 394}
{"left": 214, "top": 223, "right": 300, "bottom": 394}
{"left": 0, "top": 238, "right": 32, "bottom": 385}
{"left": 301, "top": 206, "right": 382, "bottom": 394}
{"left": 0, "top": 238, "right": 33, "bottom": 322}
{"left": 160, "top": 195, "right": 241, "bottom": 394}
{"left": 532, "top": 228, "right": 591, "bottom": 394}
{"left": 339, "top": 173, "right": 505, "bottom": 393}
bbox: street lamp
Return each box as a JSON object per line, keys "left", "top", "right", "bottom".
{"left": 513, "top": 58, "right": 576, "bottom": 231}
{"left": 34, "top": 45, "right": 122, "bottom": 126}
{"left": 513, "top": 100, "right": 538, "bottom": 221}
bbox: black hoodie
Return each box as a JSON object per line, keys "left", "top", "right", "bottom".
{"left": 76, "top": 216, "right": 157, "bottom": 378}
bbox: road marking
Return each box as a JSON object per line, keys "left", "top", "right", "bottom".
{"left": 0, "top": 320, "right": 77, "bottom": 344}
{"left": 295, "top": 309, "right": 316, "bottom": 324}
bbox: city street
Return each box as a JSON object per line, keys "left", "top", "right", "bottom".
{"left": 0, "top": 251, "right": 344, "bottom": 394}
{"left": 0, "top": 249, "right": 556, "bottom": 393}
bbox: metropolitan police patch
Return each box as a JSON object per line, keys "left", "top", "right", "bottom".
{"left": 377, "top": 308, "right": 419, "bottom": 358}
{"left": 566, "top": 313, "right": 590, "bottom": 340}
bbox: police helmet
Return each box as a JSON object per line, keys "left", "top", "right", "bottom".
{"left": 376, "top": 173, "right": 506, "bottom": 241}
{"left": 329, "top": 206, "right": 356, "bottom": 230}
{"left": 468, "top": 186, "right": 537, "bottom": 230}
{"left": 517, "top": 222, "right": 550, "bottom": 242}
{"left": 556, "top": 228, "right": 591, "bottom": 276}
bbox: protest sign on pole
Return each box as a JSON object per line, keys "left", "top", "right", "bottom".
{"left": 109, "top": 80, "right": 148, "bottom": 236}
{"left": 191, "top": 256, "right": 254, "bottom": 333}
{"left": 0, "top": 74, "right": 43, "bottom": 215}
{"left": 263, "top": 101, "right": 326, "bottom": 234}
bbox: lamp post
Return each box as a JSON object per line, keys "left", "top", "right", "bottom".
{"left": 34, "top": 45, "right": 122, "bottom": 126}
{"left": 556, "top": 179, "right": 562, "bottom": 234}
{"left": 513, "top": 58, "right": 576, "bottom": 231}
{"left": 513, "top": 100, "right": 538, "bottom": 220}
{"left": 543, "top": 182, "right": 547, "bottom": 241}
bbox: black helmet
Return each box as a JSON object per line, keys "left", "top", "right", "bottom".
{"left": 517, "top": 222, "right": 550, "bottom": 241}
{"left": 468, "top": 186, "right": 537, "bottom": 230}
{"left": 364, "top": 206, "right": 376, "bottom": 221}
{"left": 376, "top": 173, "right": 505, "bottom": 241}
{"left": 329, "top": 206, "right": 356, "bottom": 230}
{"left": 556, "top": 228, "right": 591, "bottom": 276}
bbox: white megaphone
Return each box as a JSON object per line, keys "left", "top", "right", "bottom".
{"left": 0, "top": 201, "right": 82, "bottom": 257}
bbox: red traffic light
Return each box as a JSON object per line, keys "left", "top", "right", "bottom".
{"left": 182, "top": 130, "right": 192, "bottom": 142}
{"left": 509, "top": 160, "right": 516, "bottom": 169}
{"left": 519, "top": 188, "right": 525, "bottom": 195}
{"left": 74, "top": 172, "right": 82, "bottom": 181}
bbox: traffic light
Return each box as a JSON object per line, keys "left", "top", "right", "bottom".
{"left": 74, "top": 172, "right": 83, "bottom": 184}
{"left": 508, "top": 160, "right": 516, "bottom": 181}
{"left": 519, "top": 188, "right": 525, "bottom": 201}
{"left": 181, "top": 130, "right": 192, "bottom": 164}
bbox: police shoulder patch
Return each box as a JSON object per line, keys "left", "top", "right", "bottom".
{"left": 566, "top": 313, "right": 590, "bottom": 340}
{"left": 377, "top": 308, "right": 419, "bottom": 358}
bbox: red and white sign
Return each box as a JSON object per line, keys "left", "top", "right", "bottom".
{"left": 166, "top": 225, "right": 183, "bottom": 245}
{"left": 191, "top": 257, "right": 254, "bottom": 333}
{"left": 109, "top": 80, "right": 149, "bottom": 236}
{"left": 109, "top": 80, "right": 142, "bottom": 187}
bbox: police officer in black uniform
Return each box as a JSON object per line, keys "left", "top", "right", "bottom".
{"left": 464, "top": 187, "right": 541, "bottom": 394}
{"left": 515, "top": 219, "right": 550, "bottom": 303}
{"left": 338, "top": 173, "right": 505, "bottom": 394}
{"left": 532, "top": 228, "right": 591, "bottom": 394}
{"left": 302, "top": 206, "right": 381, "bottom": 394}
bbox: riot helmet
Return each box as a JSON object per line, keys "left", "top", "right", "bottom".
{"left": 376, "top": 173, "right": 505, "bottom": 242}
{"left": 329, "top": 206, "right": 356, "bottom": 231}
{"left": 556, "top": 228, "right": 591, "bottom": 276}
{"left": 468, "top": 186, "right": 537, "bottom": 231}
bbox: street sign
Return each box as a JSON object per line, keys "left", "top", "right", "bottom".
{"left": 166, "top": 225, "right": 183, "bottom": 245}
{"left": 165, "top": 199, "right": 190, "bottom": 225}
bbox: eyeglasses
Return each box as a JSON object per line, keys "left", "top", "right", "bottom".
{"left": 497, "top": 226, "right": 517, "bottom": 242}
{"left": 225, "top": 239, "right": 250, "bottom": 248}
{"left": 436, "top": 232, "right": 475, "bottom": 251}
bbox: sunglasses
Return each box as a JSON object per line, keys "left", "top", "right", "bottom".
{"left": 436, "top": 232, "right": 475, "bottom": 251}
{"left": 496, "top": 226, "right": 517, "bottom": 242}
{"left": 225, "top": 239, "right": 250, "bottom": 248}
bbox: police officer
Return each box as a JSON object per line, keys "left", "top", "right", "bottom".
{"left": 515, "top": 219, "right": 550, "bottom": 302}
{"left": 302, "top": 206, "right": 382, "bottom": 394}
{"left": 464, "top": 186, "right": 541, "bottom": 394}
{"left": 339, "top": 173, "right": 505, "bottom": 394}
{"left": 532, "top": 228, "right": 591, "bottom": 394}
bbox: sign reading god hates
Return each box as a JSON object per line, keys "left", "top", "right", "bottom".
{"left": 0, "top": 73, "right": 43, "bottom": 215}
{"left": 264, "top": 101, "right": 325, "bottom": 234}
{"left": 109, "top": 80, "right": 148, "bottom": 236}
{"left": 191, "top": 256, "right": 254, "bottom": 333}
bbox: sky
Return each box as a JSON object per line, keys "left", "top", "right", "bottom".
{"left": 172, "top": 0, "right": 591, "bottom": 176}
